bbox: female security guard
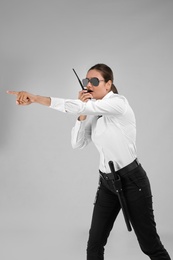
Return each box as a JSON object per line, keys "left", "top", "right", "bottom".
{"left": 7, "top": 64, "right": 171, "bottom": 260}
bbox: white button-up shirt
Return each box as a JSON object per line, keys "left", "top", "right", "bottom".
{"left": 50, "top": 91, "right": 137, "bottom": 173}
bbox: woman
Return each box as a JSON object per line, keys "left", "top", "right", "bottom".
{"left": 7, "top": 64, "right": 171, "bottom": 260}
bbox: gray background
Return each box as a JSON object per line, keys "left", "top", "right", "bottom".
{"left": 0, "top": 0, "right": 173, "bottom": 259}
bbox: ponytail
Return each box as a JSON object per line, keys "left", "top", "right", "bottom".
{"left": 111, "top": 84, "right": 118, "bottom": 94}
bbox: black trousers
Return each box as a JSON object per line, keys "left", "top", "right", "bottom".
{"left": 87, "top": 164, "right": 171, "bottom": 260}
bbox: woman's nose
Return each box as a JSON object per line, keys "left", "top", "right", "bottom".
{"left": 86, "top": 81, "right": 92, "bottom": 87}
{"left": 87, "top": 84, "right": 93, "bottom": 92}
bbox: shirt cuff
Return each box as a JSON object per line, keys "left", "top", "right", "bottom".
{"left": 74, "top": 118, "right": 86, "bottom": 130}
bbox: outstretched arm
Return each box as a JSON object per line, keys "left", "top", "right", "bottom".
{"left": 6, "top": 91, "right": 51, "bottom": 106}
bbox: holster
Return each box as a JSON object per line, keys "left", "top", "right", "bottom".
{"left": 99, "top": 172, "right": 122, "bottom": 194}
{"left": 99, "top": 169, "right": 132, "bottom": 232}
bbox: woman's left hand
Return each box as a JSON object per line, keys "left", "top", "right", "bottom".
{"left": 78, "top": 90, "right": 93, "bottom": 102}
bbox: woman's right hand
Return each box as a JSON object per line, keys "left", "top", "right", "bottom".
{"left": 6, "top": 91, "right": 36, "bottom": 105}
{"left": 7, "top": 91, "right": 51, "bottom": 106}
{"left": 78, "top": 90, "right": 93, "bottom": 121}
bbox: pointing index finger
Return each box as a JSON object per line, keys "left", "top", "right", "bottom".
{"left": 6, "top": 90, "right": 19, "bottom": 96}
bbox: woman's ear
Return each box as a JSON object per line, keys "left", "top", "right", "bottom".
{"left": 106, "top": 80, "right": 112, "bottom": 92}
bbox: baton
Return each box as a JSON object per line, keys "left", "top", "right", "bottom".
{"left": 108, "top": 161, "right": 132, "bottom": 232}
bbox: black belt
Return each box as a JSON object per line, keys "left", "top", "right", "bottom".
{"left": 100, "top": 159, "right": 140, "bottom": 180}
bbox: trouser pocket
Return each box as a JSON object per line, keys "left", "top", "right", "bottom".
{"left": 122, "top": 166, "right": 152, "bottom": 202}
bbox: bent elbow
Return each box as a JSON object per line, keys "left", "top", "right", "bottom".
{"left": 71, "top": 141, "right": 85, "bottom": 150}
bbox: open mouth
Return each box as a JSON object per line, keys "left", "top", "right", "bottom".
{"left": 87, "top": 89, "right": 93, "bottom": 93}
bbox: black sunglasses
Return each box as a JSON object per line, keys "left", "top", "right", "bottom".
{"left": 82, "top": 78, "right": 105, "bottom": 88}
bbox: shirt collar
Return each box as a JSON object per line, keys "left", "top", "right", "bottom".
{"left": 102, "top": 91, "right": 114, "bottom": 100}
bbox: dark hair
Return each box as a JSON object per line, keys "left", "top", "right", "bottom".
{"left": 88, "top": 63, "right": 118, "bottom": 94}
